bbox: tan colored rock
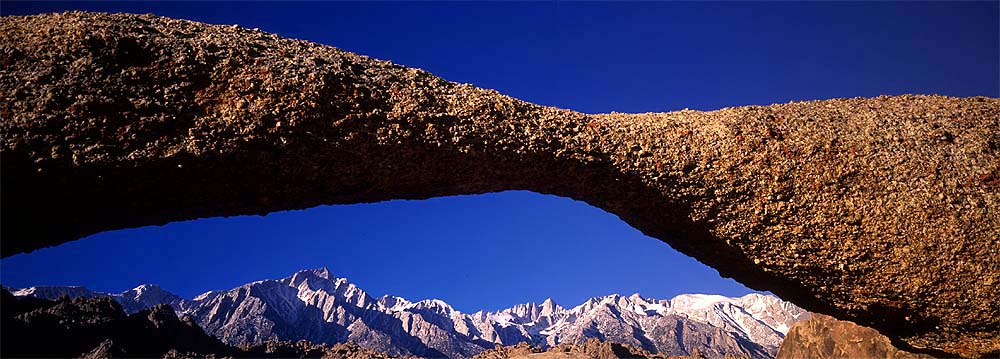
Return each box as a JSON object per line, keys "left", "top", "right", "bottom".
{"left": 239, "top": 340, "right": 411, "bottom": 359}
{"left": 1, "top": 11, "right": 998, "bottom": 357}
{"left": 776, "top": 314, "right": 935, "bottom": 359}
{"left": 472, "top": 338, "right": 700, "bottom": 359}
{"left": 472, "top": 342, "right": 542, "bottom": 359}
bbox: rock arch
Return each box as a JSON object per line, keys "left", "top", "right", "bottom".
{"left": 1, "top": 12, "right": 997, "bottom": 358}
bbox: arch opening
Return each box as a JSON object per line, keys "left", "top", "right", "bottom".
{"left": 3, "top": 190, "right": 802, "bottom": 359}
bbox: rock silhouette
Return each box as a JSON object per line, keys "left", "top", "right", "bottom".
{"left": 1, "top": 11, "right": 997, "bottom": 357}
{"left": 1, "top": 289, "right": 234, "bottom": 358}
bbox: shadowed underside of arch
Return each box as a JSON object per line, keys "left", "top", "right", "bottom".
{"left": 1, "top": 12, "right": 998, "bottom": 358}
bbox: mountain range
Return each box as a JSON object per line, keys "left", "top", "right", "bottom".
{"left": 8, "top": 268, "right": 808, "bottom": 358}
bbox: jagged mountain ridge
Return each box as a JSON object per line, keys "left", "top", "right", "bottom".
{"left": 10, "top": 268, "right": 808, "bottom": 358}
{"left": 9, "top": 283, "right": 190, "bottom": 314}
{"left": 1, "top": 290, "right": 411, "bottom": 359}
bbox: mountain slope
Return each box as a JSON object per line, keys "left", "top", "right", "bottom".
{"left": 2, "top": 289, "right": 410, "bottom": 359}
{"left": 1, "top": 289, "right": 234, "bottom": 358}
{"left": 11, "top": 268, "right": 808, "bottom": 358}
{"left": 9, "top": 284, "right": 189, "bottom": 314}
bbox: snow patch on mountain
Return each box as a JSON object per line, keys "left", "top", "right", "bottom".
{"left": 8, "top": 267, "right": 809, "bottom": 359}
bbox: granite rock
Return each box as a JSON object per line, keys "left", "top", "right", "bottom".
{"left": 776, "top": 314, "right": 934, "bottom": 359}
{"left": 1, "top": 12, "right": 998, "bottom": 357}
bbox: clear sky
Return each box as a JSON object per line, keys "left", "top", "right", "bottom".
{"left": 2, "top": 2, "right": 997, "bottom": 312}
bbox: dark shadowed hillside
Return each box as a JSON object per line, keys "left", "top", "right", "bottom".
{"left": 0, "top": 289, "right": 404, "bottom": 358}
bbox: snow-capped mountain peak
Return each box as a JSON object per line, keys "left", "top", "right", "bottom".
{"left": 284, "top": 267, "right": 334, "bottom": 286}
{"left": 118, "top": 283, "right": 188, "bottom": 313}
{"left": 123, "top": 284, "right": 169, "bottom": 298}
{"left": 670, "top": 293, "right": 734, "bottom": 310}
{"left": 11, "top": 286, "right": 102, "bottom": 299}
{"left": 378, "top": 294, "right": 413, "bottom": 312}
{"left": 539, "top": 298, "right": 562, "bottom": 317}
{"left": 192, "top": 290, "right": 222, "bottom": 301}
{"left": 405, "top": 298, "right": 458, "bottom": 316}
{"left": 8, "top": 269, "right": 808, "bottom": 359}
{"left": 311, "top": 267, "right": 332, "bottom": 279}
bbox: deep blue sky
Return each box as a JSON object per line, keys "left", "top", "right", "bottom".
{"left": 2, "top": 2, "right": 998, "bottom": 312}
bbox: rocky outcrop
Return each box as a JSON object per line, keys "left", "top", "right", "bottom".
{"left": 1, "top": 11, "right": 997, "bottom": 357}
{"left": 776, "top": 314, "right": 934, "bottom": 359}
{"left": 472, "top": 338, "right": 713, "bottom": 359}
{"left": 471, "top": 342, "right": 545, "bottom": 359}
{"left": 238, "top": 340, "right": 413, "bottom": 359}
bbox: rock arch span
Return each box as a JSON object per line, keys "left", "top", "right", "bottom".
{"left": 1, "top": 12, "right": 997, "bottom": 358}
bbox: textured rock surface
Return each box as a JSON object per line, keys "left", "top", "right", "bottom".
{"left": 1, "top": 11, "right": 998, "bottom": 357}
{"left": 472, "top": 338, "right": 701, "bottom": 359}
{"left": 237, "top": 340, "right": 413, "bottom": 359}
{"left": 776, "top": 314, "right": 933, "bottom": 359}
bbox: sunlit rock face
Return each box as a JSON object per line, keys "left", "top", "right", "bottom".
{"left": 776, "top": 314, "right": 934, "bottom": 359}
{"left": 1, "top": 11, "right": 998, "bottom": 357}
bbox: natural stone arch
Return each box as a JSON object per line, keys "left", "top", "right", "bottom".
{"left": 1, "top": 12, "right": 997, "bottom": 358}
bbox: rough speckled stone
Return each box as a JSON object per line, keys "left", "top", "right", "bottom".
{"left": 1, "top": 12, "right": 997, "bottom": 358}
{"left": 472, "top": 338, "right": 693, "bottom": 359}
{"left": 777, "top": 314, "right": 935, "bottom": 359}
